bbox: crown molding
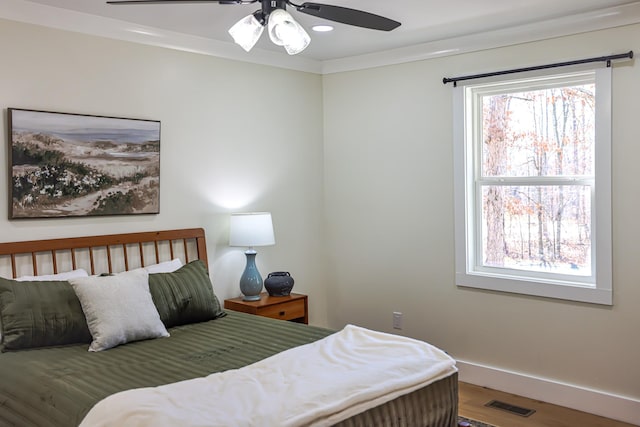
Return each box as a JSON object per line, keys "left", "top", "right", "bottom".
{"left": 0, "top": 0, "right": 322, "bottom": 73}
{"left": 321, "top": 2, "right": 640, "bottom": 74}
{"left": 2, "top": 0, "right": 640, "bottom": 75}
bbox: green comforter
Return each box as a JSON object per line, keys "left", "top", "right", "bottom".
{"left": 0, "top": 311, "right": 333, "bottom": 427}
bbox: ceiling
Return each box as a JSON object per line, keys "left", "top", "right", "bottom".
{"left": 6, "top": 0, "right": 640, "bottom": 71}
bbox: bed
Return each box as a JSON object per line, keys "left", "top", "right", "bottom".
{"left": 0, "top": 228, "right": 458, "bottom": 427}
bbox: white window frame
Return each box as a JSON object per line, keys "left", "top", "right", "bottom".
{"left": 453, "top": 66, "right": 612, "bottom": 305}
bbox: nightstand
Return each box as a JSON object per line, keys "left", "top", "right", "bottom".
{"left": 224, "top": 292, "right": 308, "bottom": 324}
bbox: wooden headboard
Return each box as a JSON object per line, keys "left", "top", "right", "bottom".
{"left": 0, "top": 228, "right": 208, "bottom": 279}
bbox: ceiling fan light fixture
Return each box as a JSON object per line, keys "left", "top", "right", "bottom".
{"left": 267, "top": 9, "right": 289, "bottom": 46}
{"left": 108, "top": 0, "right": 402, "bottom": 56}
{"left": 267, "top": 8, "right": 310, "bottom": 55}
{"left": 282, "top": 28, "right": 310, "bottom": 55}
{"left": 228, "top": 13, "right": 265, "bottom": 52}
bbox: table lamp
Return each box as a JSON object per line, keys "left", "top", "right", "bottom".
{"left": 229, "top": 212, "right": 275, "bottom": 301}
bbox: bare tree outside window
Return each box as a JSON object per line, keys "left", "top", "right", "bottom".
{"left": 480, "top": 83, "right": 595, "bottom": 276}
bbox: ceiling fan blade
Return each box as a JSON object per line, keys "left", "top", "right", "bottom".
{"left": 295, "top": 2, "right": 400, "bottom": 31}
{"left": 106, "top": 1, "right": 251, "bottom": 5}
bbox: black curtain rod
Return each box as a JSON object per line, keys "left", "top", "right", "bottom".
{"left": 443, "top": 51, "right": 633, "bottom": 86}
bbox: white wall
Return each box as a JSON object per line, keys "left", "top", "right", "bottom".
{"left": 323, "top": 23, "right": 640, "bottom": 419}
{"left": 2, "top": 13, "right": 640, "bottom": 423}
{"left": 0, "top": 18, "right": 328, "bottom": 326}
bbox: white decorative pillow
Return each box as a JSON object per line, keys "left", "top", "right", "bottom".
{"left": 15, "top": 268, "right": 89, "bottom": 282}
{"left": 69, "top": 269, "right": 169, "bottom": 352}
{"left": 144, "top": 258, "right": 183, "bottom": 274}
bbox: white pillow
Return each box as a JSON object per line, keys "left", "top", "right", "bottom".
{"left": 69, "top": 269, "right": 169, "bottom": 352}
{"left": 143, "top": 258, "right": 183, "bottom": 274}
{"left": 15, "top": 268, "right": 89, "bottom": 282}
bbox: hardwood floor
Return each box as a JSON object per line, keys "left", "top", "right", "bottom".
{"left": 459, "top": 382, "right": 637, "bottom": 427}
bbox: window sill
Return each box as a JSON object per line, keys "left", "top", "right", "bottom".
{"left": 456, "top": 272, "right": 612, "bottom": 305}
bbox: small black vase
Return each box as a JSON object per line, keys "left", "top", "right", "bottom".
{"left": 264, "top": 272, "right": 294, "bottom": 296}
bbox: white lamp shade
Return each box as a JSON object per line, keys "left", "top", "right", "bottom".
{"left": 229, "top": 212, "right": 275, "bottom": 247}
{"left": 228, "top": 14, "right": 265, "bottom": 52}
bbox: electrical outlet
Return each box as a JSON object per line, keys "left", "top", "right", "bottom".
{"left": 393, "top": 311, "right": 403, "bottom": 330}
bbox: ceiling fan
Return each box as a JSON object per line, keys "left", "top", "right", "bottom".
{"left": 107, "top": 0, "right": 401, "bottom": 55}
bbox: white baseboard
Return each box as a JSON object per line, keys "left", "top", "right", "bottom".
{"left": 456, "top": 360, "right": 640, "bottom": 426}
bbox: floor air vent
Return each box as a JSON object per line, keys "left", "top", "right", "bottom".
{"left": 485, "top": 400, "right": 536, "bottom": 417}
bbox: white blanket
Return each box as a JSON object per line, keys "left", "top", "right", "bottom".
{"left": 80, "top": 325, "right": 457, "bottom": 427}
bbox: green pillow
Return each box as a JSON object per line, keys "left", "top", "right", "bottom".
{"left": 0, "top": 278, "right": 92, "bottom": 351}
{"left": 148, "top": 260, "right": 225, "bottom": 328}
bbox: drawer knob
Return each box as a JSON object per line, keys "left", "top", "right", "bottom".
{"left": 279, "top": 311, "right": 286, "bottom": 316}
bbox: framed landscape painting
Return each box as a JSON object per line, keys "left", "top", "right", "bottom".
{"left": 8, "top": 109, "right": 160, "bottom": 219}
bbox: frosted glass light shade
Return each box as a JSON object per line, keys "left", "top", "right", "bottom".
{"left": 229, "top": 212, "right": 275, "bottom": 247}
{"left": 267, "top": 9, "right": 310, "bottom": 55}
{"left": 282, "top": 27, "right": 310, "bottom": 55}
{"left": 228, "top": 14, "right": 265, "bottom": 52}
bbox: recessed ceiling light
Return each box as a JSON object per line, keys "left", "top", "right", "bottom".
{"left": 312, "top": 25, "right": 334, "bottom": 32}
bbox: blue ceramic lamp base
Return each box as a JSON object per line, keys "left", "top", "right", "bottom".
{"left": 239, "top": 250, "right": 263, "bottom": 301}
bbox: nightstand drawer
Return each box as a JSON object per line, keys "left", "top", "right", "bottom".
{"left": 224, "top": 292, "right": 308, "bottom": 324}
{"left": 257, "top": 299, "right": 305, "bottom": 321}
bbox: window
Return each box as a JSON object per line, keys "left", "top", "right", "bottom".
{"left": 453, "top": 67, "right": 612, "bottom": 305}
